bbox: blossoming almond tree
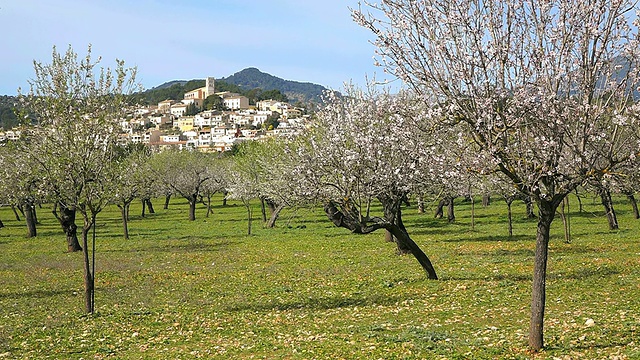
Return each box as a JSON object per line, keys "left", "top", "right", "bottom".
{"left": 354, "top": 0, "right": 640, "bottom": 350}
{"left": 19, "top": 45, "right": 139, "bottom": 313}
{"left": 290, "top": 86, "right": 444, "bottom": 279}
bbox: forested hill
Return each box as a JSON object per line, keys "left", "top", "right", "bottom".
{"left": 141, "top": 68, "right": 327, "bottom": 105}
{"left": 0, "top": 96, "right": 19, "bottom": 130}
{"left": 221, "top": 68, "right": 327, "bottom": 103}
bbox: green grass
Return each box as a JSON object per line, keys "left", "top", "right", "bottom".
{"left": 0, "top": 195, "right": 639, "bottom": 359}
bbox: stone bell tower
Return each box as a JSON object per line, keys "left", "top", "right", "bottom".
{"left": 205, "top": 77, "right": 215, "bottom": 98}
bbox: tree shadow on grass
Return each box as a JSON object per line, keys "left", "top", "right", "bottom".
{"left": 0, "top": 288, "right": 73, "bottom": 300}
{"left": 442, "top": 273, "right": 532, "bottom": 282}
{"left": 143, "top": 240, "right": 233, "bottom": 253}
{"left": 441, "top": 234, "right": 531, "bottom": 243}
{"left": 225, "top": 293, "right": 406, "bottom": 312}
{"left": 549, "top": 265, "right": 620, "bottom": 281}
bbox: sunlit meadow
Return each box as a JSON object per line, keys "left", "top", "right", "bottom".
{"left": 0, "top": 195, "right": 638, "bottom": 359}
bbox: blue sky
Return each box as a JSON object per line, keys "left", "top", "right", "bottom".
{"left": 0, "top": 0, "right": 396, "bottom": 95}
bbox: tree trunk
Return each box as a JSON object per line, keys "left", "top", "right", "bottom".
{"left": 470, "top": 195, "right": 475, "bottom": 230}
{"left": 260, "top": 197, "right": 267, "bottom": 223}
{"left": 482, "top": 193, "right": 491, "bottom": 207}
{"left": 222, "top": 190, "right": 228, "bottom": 206}
{"left": 32, "top": 204, "right": 39, "bottom": 224}
{"left": 141, "top": 199, "right": 146, "bottom": 217}
{"left": 559, "top": 197, "right": 570, "bottom": 243}
{"left": 599, "top": 188, "right": 619, "bottom": 230}
{"left": 529, "top": 198, "right": 559, "bottom": 351}
{"left": 24, "top": 200, "right": 37, "bottom": 238}
{"left": 266, "top": 203, "right": 285, "bottom": 228}
{"left": 525, "top": 196, "right": 536, "bottom": 219}
{"left": 245, "top": 200, "right": 253, "bottom": 235}
{"left": 189, "top": 196, "right": 197, "bottom": 221}
{"left": 146, "top": 199, "right": 155, "bottom": 214}
{"left": 53, "top": 202, "right": 82, "bottom": 252}
{"left": 164, "top": 194, "right": 171, "bottom": 209}
{"left": 447, "top": 196, "right": 455, "bottom": 222}
{"left": 381, "top": 195, "right": 411, "bottom": 254}
{"left": 118, "top": 204, "right": 129, "bottom": 240}
{"left": 434, "top": 198, "right": 448, "bottom": 218}
{"left": 81, "top": 218, "right": 95, "bottom": 314}
{"left": 575, "top": 189, "right": 584, "bottom": 213}
{"left": 626, "top": 193, "right": 639, "bottom": 219}
{"left": 417, "top": 195, "right": 425, "bottom": 214}
{"left": 205, "top": 195, "right": 213, "bottom": 218}
{"left": 11, "top": 204, "right": 21, "bottom": 221}
{"left": 0, "top": 219, "right": 4, "bottom": 228}
{"left": 506, "top": 200, "right": 513, "bottom": 238}
{"left": 386, "top": 223, "right": 438, "bottom": 279}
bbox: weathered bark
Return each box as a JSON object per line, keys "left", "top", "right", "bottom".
{"left": 386, "top": 222, "right": 438, "bottom": 279}
{"left": 164, "top": 194, "right": 171, "bottom": 209}
{"left": 626, "top": 192, "right": 639, "bottom": 219}
{"left": 266, "top": 200, "right": 284, "bottom": 228}
{"left": 529, "top": 198, "right": 560, "bottom": 351}
{"left": 222, "top": 190, "right": 228, "bottom": 206}
{"left": 24, "top": 200, "right": 37, "bottom": 238}
{"left": 324, "top": 201, "right": 437, "bottom": 279}
{"left": 599, "top": 187, "right": 618, "bottom": 230}
{"left": 53, "top": 202, "right": 82, "bottom": 252}
{"left": 188, "top": 195, "right": 197, "bottom": 221}
{"left": 381, "top": 195, "right": 411, "bottom": 254}
{"left": 524, "top": 196, "right": 536, "bottom": 219}
{"left": 145, "top": 199, "right": 155, "bottom": 214}
{"left": 446, "top": 197, "right": 455, "bottom": 222}
{"left": 434, "top": 198, "right": 447, "bottom": 218}
{"left": 141, "top": 199, "right": 146, "bottom": 218}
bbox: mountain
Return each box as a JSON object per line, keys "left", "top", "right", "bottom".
{"left": 220, "top": 68, "right": 327, "bottom": 103}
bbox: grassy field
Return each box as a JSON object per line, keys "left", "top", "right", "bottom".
{"left": 0, "top": 194, "right": 638, "bottom": 359}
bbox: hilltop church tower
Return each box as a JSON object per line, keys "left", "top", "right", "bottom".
{"left": 205, "top": 77, "right": 215, "bottom": 98}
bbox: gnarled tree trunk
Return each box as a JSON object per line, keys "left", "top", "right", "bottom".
{"left": 625, "top": 192, "right": 639, "bottom": 219}
{"left": 188, "top": 194, "right": 197, "bottom": 221}
{"left": 164, "top": 194, "right": 171, "bottom": 209}
{"left": 324, "top": 200, "right": 437, "bottom": 279}
{"left": 24, "top": 200, "right": 37, "bottom": 238}
{"left": 266, "top": 200, "right": 285, "bottom": 228}
{"left": 53, "top": 202, "right": 82, "bottom": 252}
{"left": 145, "top": 198, "right": 155, "bottom": 214}
{"left": 599, "top": 187, "right": 618, "bottom": 230}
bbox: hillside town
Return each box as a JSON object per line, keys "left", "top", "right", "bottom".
{"left": 0, "top": 76, "right": 310, "bottom": 151}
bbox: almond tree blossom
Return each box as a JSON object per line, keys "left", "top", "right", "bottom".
{"left": 0, "top": 143, "right": 42, "bottom": 237}
{"left": 18, "top": 45, "right": 139, "bottom": 313}
{"left": 286, "top": 86, "right": 449, "bottom": 279}
{"left": 111, "top": 146, "right": 154, "bottom": 239}
{"left": 354, "top": 0, "right": 640, "bottom": 350}
{"left": 149, "top": 149, "right": 221, "bottom": 222}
